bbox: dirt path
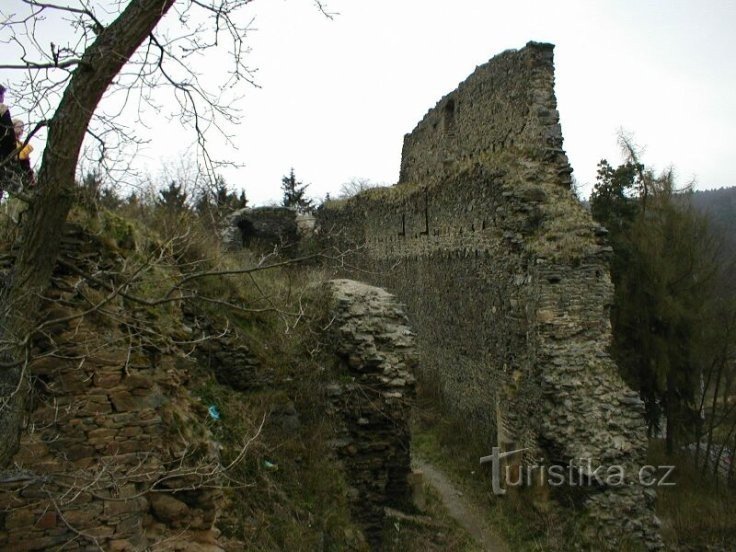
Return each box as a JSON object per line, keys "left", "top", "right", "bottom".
{"left": 414, "top": 458, "right": 508, "bottom": 552}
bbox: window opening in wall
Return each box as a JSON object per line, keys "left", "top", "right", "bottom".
{"left": 420, "top": 189, "right": 429, "bottom": 236}
{"left": 443, "top": 99, "right": 456, "bottom": 135}
{"left": 237, "top": 219, "right": 256, "bottom": 247}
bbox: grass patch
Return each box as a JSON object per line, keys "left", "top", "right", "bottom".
{"left": 383, "top": 483, "right": 482, "bottom": 552}
{"left": 411, "top": 380, "right": 629, "bottom": 552}
{"left": 649, "top": 440, "right": 736, "bottom": 550}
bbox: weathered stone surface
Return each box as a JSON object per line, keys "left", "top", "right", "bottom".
{"left": 0, "top": 223, "right": 226, "bottom": 552}
{"left": 192, "top": 323, "right": 268, "bottom": 391}
{"left": 324, "top": 279, "right": 416, "bottom": 549}
{"left": 221, "top": 206, "right": 299, "bottom": 251}
{"left": 317, "top": 42, "right": 661, "bottom": 550}
{"left": 149, "top": 493, "right": 190, "bottom": 524}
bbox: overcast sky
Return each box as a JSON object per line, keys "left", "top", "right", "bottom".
{"left": 3, "top": 0, "right": 735, "bottom": 205}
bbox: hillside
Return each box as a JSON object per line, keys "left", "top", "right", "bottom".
{"left": 0, "top": 207, "right": 361, "bottom": 550}
{"left": 691, "top": 186, "right": 736, "bottom": 261}
{"left": 0, "top": 201, "right": 485, "bottom": 551}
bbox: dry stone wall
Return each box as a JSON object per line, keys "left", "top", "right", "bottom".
{"left": 324, "top": 279, "right": 416, "bottom": 549}
{"left": 0, "top": 225, "right": 227, "bottom": 552}
{"left": 221, "top": 207, "right": 299, "bottom": 251}
{"left": 318, "top": 42, "right": 662, "bottom": 549}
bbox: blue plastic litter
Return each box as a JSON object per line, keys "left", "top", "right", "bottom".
{"left": 208, "top": 405, "right": 221, "bottom": 420}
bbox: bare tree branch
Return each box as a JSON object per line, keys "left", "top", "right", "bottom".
{"left": 0, "top": 59, "right": 83, "bottom": 70}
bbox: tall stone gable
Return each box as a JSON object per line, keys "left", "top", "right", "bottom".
{"left": 318, "top": 42, "right": 662, "bottom": 549}
{"left": 399, "top": 41, "right": 567, "bottom": 187}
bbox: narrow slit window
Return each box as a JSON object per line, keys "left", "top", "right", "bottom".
{"left": 443, "top": 99, "right": 456, "bottom": 135}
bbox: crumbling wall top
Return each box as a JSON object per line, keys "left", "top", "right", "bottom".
{"left": 399, "top": 41, "right": 568, "bottom": 187}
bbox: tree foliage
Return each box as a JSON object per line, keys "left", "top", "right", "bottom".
{"left": 281, "top": 167, "right": 313, "bottom": 213}
{"left": 194, "top": 174, "right": 247, "bottom": 229}
{"left": 157, "top": 180, "right": 189, "bottom": 211}
{"left": 195, "top": 175, "right": 247, "bottom": 213}
{"left": 591, "top": 145, "right": 726, "bottom": 455}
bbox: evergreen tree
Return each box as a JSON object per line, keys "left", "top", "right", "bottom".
{"left": 81, "top": 169, "right": 104, "bottom": 202}
{"left": 78, "top": 168, "right": 120, "bottom": 210}
{"left": 157, "top": 181, "right": 189, "bottom": 212}
{"left": 281, "top": 168, "right": 313, "bottom": 213}
{"left": 195, "top": 175, "right": 247, "bottom": 217}
{"left": 591, "top": 156, "right": 719, "bottom": 453}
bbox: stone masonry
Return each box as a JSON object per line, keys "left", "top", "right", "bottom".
{"left": 324, "top": 279, "right": 416, "bottom": 549}
{"left": 318, "top": 42, "right": 662, "bottom": 549}
{"left": 0, "top": 224, "right": 226, "bottom": 551}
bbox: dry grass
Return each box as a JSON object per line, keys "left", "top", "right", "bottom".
{"left": 383, "top": 483, "right": 482, "bottom": 552}
{"left": 411, "top": 380, "right": 649, "bottom": 552}
{"left": 649, "top": 440, "right": 736, "bottom": 550}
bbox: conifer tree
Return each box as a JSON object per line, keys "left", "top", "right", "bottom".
{"left": 591, "top": 154, "right": 720, "bottom": 453}
{"left": 157, "top": 181, "right": 189, "bottom": 212}
{"left": 281, "top": 168, "right": 313, "bottom": 213}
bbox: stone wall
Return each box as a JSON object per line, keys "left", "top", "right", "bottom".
{"left": 0, "top": 225, "right": 226, "bottom": 551}
{"left": 318, "top": 42, "right": 661, "bottom": 549}
{"left": 324, "top": 279, "right": 416, "bottom": 549}
{"left": 398, "top": 41, "right": 569, "bottom": 188}
{"left": 221, "top": 207, "right": 299, "bottom": 251}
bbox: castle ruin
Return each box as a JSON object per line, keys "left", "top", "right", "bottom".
{"left": 318, "top": 41, "right": 662, "bottom": 549}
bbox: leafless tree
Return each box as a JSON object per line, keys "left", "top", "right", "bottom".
{"left": 338, "top": 177, "right": 384, "bottom": 199}
{"left": 0, "top": 0, "right": 330, "bottom": 466}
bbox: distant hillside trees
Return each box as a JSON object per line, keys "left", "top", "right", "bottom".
{"left": 591, "top": 144, "right": 735, "bottom": 464}
{"left": 691, "top": 187, "right": 736, "bottom": 272}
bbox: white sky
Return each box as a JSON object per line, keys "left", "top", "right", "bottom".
{"left": 2, "top": 0, "right": 735, "bottom": 205}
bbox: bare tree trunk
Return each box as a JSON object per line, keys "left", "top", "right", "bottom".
{"left": 665, "top": 373, "right": 677, "bottom": 456}
{"left": 0, "top": 0, "right": 176, "bottom": 467}
{"left": 702, "top": 358, "right": 724, "bottom": 477}
{"left": 714, "top": 422, "right": 735, "bottom": 484}
{"left": 694, "top": 359, "right": 716, "bottom": 469}
{"left": 728, "top": 431, "right": 736, "bottom": 488}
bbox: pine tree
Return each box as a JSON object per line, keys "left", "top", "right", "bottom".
{"left": 591, "top": 157, "right": 719, "bottom": 453}
{"left": 195, "top": 175, "right": 247, "bottom": 217}
{"left": 281, "top": 168, "right": 313, "bottom": 213}
{"left": 157, "top": 181, "right": 188, "bottom": 212}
